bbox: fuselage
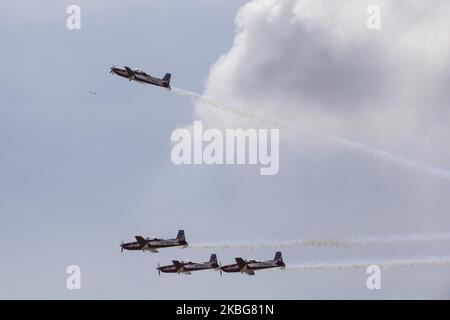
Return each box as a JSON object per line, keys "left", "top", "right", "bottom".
{"left": 221, "top": 260, "right": 285, "bottom": 273}
{"left": 158, "top": 261, "right": 219, "bottom": 274}
{"left": 111, "top": 67, "right": 171, "bottom": 89}
{"left": 121, "top": 238, "right": 188, "bottom": 252}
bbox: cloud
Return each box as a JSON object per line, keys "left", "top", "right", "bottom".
{"left": 174, "top": 3, "right": 450, "bottom": 298}
{"left": 198, "top": 0, "right": 450, "bottom": 164}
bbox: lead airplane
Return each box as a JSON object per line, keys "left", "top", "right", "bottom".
{"left": 157, "top": 254, "right": 220, "bottom": 275}
{"left": 110, "top": 66, "right": 171, "bottom": 89}
{"left": 120, "top": 230, "right": 187, "bottom": 253}
{"left": 221, "top": 252, "right": 285, "bottom": 275}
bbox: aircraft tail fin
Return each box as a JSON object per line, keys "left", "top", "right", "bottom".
{"left": 209, "top": 254, "right": 218, "bottom": 264}
{"left": 274, "top": 251, "right": 283, "bottom": 263}
{"left": 162, "top": 73, "right": 171, "bottom": 84}
{"left": 176, "top": 230, "right": 185, "bottom": 241}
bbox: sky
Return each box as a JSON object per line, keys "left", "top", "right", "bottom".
{"left": 1, "top": 0, "right": 450, "bottom": 299}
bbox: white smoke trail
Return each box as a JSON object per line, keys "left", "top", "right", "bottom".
{"left": 189, "top": 232, "right": 450, "bottom": 249}
{"left": 171, "top": 87, "right": 450, "bottom": 180}
{"left": 282, "top": 256, "right": 450, "bottom": 272}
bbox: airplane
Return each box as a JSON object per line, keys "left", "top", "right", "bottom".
{"left": 157, "top": 254, "right": 220, "bottom": 275}
{"left": 220, "top": 252, "right": 285, "bottom": 275}
{"left": 110, "top": 66, "right": 171, "bottom": 89}
{"left": 120, "top": 230, "right": 187, "bottom": 253}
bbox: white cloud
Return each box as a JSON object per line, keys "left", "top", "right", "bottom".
{"left": 198, "top": 0, "right": 450, "bottom": 164}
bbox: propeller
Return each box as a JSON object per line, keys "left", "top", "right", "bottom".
{"left": 110, "top": 66, "right": 115, "bottom": 74}
{"left": 157, "top": 262, "right": 161, "bottom": 277}
{"left": 219, "top": 261, "right": 222, "bottom": 276}
{"left": 120, "top": 240, "right": 124, "bottom": 253}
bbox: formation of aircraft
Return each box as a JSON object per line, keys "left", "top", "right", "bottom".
{"left": 120, "top": 230, "right": 286, "bottom": 275}
{"left": 157, "top": 254, "right": 220, "bottom": 275}
{"left": 155, "top": 252, "right": 285, "bottom": 276}
{"left": 113, "top": 65, "right": 287, "bottom": 276}
{"left": 110, "top": 66, "right": 171, "bottom": 89}
{"left": 120, "top": 230, "right": 187, "bottom": 253}
{"left": 221, "top": 252, "right": 285, "bottom": 276}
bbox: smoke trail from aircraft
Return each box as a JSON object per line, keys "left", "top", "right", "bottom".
{"left": 281, "top": 256, "right": 450, "bottom": 272}
{"left": 189, "top": 232, "right": 450, "bottom": 249}
{"left": 171, "top": 87, "right": 450, "bottom": 180}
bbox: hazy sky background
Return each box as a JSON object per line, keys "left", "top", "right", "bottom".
{"left": 1, "top": 0, "right": 450, "bottom": 299}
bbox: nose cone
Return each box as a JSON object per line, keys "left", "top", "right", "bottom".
{"left": 110, "top": 67, "right": 118, "bottom": 74}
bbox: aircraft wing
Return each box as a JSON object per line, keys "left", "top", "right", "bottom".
{"left": 172, "top": 260, "right": 184, "bottom": 271}
{"left": 124, "top": 66, "right": 135, "bottom": 77}
{"left": 235, "top": 258, "right": 247, "bottom": 269}
{"left": 135, "top": 236, "right": 147, "bottom": 245}
{"left": 235, "top": 258, "right": 255, "bottom": 275}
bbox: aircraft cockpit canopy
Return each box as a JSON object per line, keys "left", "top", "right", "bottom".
{"left": 133, "top": 68, "right": 147, "bottom": 75}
